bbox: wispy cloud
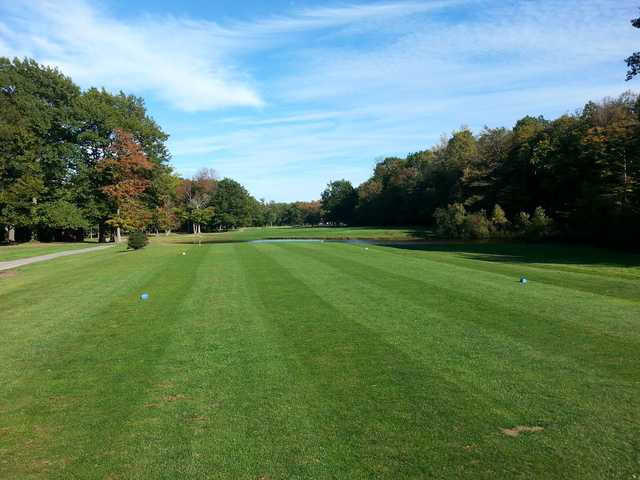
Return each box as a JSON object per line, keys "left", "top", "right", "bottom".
{"left": 1, "top": 0, "right": 637, "bottom": 201}
{"left": 276, "top": 1, "right": 636, "bottom": 103}
{"left": 0, "top": 0, "right": 457, "bottom": 111}
{"left": 242, "top": 1, "right": 465, "bottom": 34}
{"left": 0, "top": 0, "right": 262, "bottom": 111}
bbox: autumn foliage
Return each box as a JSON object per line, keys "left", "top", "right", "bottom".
{"left": 97, "top": 129, "right": 154, "bottom": 231}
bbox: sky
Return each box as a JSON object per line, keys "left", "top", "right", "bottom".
{"left": 0, "top": 0, "right": 637, "bottom": 201}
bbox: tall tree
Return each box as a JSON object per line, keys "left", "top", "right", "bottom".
{"left": 177, "top": 168, "right": 217, "bottom": 234}
{"left": 0, "top": 57, "right": 81, "bottom": 241}
{"left": 75, "top": 88, "right": 169, "bottom": 241}
{"left": 97, "top": 129, "right": 154, "bottom": 242}
{"left": 321, "top": 180, "right": 357, "bottom": 224}
{"left": 211, "top": 178, "right": 255, "bottom": 230}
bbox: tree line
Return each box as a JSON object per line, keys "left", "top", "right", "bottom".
{"left": 320, "top": 92, "right": 640, "bottom": 245}
{"left": 0, "top": 57, "right": 315, "bottom": 243}
{"left": 3, "top": 57, "right": 639, "bottom": 246}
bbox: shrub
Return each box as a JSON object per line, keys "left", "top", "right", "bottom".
{"left": 490, "top": 204, "right": 508, "bottom": 228}
{"left": 127, "top": 231, "right": 149, "bottom": 250}
{"left": 434, "top": 203, "right": 466, "bottom": 238}
{"left": 514, "top": 207, "right": 555, "bottom": 240}
{"left": 435, "top": 204, "right": 556, "bottom": 241}
{"left": 462, "top": 211, "right": 491, "bottom": 239}
{"left": 516, "top": 211, "right": 531, "bottom": 231}
{"left": 529, "top": 206, "right": 554, "bottom": 239}
{"left": 435, "top": 204, "right": 492, "bottom": 239}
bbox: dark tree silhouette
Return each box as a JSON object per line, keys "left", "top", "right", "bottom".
{"left": 625, "top": 14, "right": 640, "bottom": 80}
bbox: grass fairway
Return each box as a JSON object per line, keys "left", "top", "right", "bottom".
{"left": 158, "top": 226, "right": 431, "bottom": 244}
{"left": 0, "top": 242, "right": 94, "bottom": 262}
{"left": 0, "top": 239, "right": 639, "bottom": 479}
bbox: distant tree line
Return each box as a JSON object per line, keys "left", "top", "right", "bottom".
{"left": 320, "top": 92, "right": 640, "bottom": 245}
{"left": 4, "top": 57, "right": 639, "bottom": 246}
{"left": 170, "top": 170, "right": 321, "bottom": 234}
{"left": 0, "top": 57, "right": 318, "bottom": 243}
{"left": 259, "top": 200, "right": 322, "bottom": 228}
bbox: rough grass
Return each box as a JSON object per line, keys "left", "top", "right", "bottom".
{"left": 0, "top": 238, "right": 638, "bottom": 479}
{"left": 0, "top": 241, "right": 95, "bottom": 262}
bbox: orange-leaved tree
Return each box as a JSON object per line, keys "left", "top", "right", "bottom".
{"left": 97, "top": 129, "right": 154, "bottom": 242}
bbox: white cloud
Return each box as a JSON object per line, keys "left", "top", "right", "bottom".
{"left": 241, "top": 1, "right": 466, "bottom": 34}
{"left": 277, "top": 0, "right": 637, "bottom": 102}
{"left": 1, "top": 0, "right": 637, "bottom": 201}
{"left": 0, "top": 0, "right": 262, "bottom": 111}
{"left": 0, "top": 0, "right": 461, "bottom": 111}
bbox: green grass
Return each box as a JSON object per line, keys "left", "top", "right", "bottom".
{"left": 0, "top": 241, "right": 95, "bottom": 262}
{"left": 0, "top": 238, "right": 639, "bottom": 479}
{"left": 155, "top": 226, "right": 432, "bottom": 244}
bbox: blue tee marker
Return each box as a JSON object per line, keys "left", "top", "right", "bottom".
{"left": 140, "top": 293, "right": 150, "bottom": 300}
{"left": 519, "top": 277, "right": 528, "bottom": 284}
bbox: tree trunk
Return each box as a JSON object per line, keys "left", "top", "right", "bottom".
{"left": 98, "top": 221, "right": 112, "bottom": 243}
{"left": 165, "top": 229, "right": 171, "bottom": 236}
{"left": 7, "top": 227, "right": 15, "bottom": 242}
{"left": 115, "top": 208, "right": 122, "bottom": 243}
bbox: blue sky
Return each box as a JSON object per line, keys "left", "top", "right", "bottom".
{"left": 0, "top": 0, "right": 637, "bottom": 201}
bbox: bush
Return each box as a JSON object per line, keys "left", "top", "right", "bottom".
{"left": 462, "top": 211, "right": 491, "bottom": 239}
{"left": 435, "top": 204, "right": 556, "bottom": 241}
{"left": 434, "top": 203, "right": 466, "bottom": 238}
{"left": 435, "top": 204, "right": 491, "bottom": 239}
{"left": 516, "top": 211, "right": 531, "bottom": 230}
{"left": 529, "top": 206, "right": 554, "bottom": 239}
{"left": 490, "top": 204, "right": 508, "bottom": 227}
{"left": 514, "top": 207, "right": 555, "bottom": 240}
{"left": 127, "top": 231, "right": 148, "bottom": 250}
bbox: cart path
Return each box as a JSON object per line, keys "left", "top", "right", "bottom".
{"left": 0, "top": 245, "right": 114, "bottom": 272}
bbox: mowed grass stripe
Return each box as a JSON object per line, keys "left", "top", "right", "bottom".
{"left": 111, "top": 244, "right": 329, "bottom": 479}
{"left": 236, "top": 244, "right": 388, "bottom": 479}
{"left": 379, "top": 245, "right": 640, "bottom": 301}
{"left": 269, "top": 242, "right": 586, "bottom": 391}
{"left": 265, "top": 243, "right": 638, "bottom": 478}
{"left": 271, "top": 244, "right": 619, "bottom": 409}
{"left": 0, "top": 245, "right": 193, "bottom": 373}
{"left": 237, "top": 243, "right": 541, "bottom": 478}
{"left": 83, "top": 243, "right": 229, "bottom": 479}
{"left": 0, "top": 244, "right": 209, "bottom": 478}
{"left": 362, "top": 244, "right": 640, "bottom": 334}
{"left": 71, "top": 244, "right": 221, "bottom": 480}
{"left": 0, "top": 239, "right": 638, "bottom": 479}
{"left": 292, "top": 243, "right": 639, "bottom": 377}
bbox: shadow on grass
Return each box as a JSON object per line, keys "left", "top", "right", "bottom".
{"left": 154, "top": 230, "right": 640, "bottom": 269}
{"left": 383, "top": 241, "right": 640, "bottom": 269}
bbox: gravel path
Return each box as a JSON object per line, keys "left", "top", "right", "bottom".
{"left": 0, "top": 245, "right": 114, "bottom": 272}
